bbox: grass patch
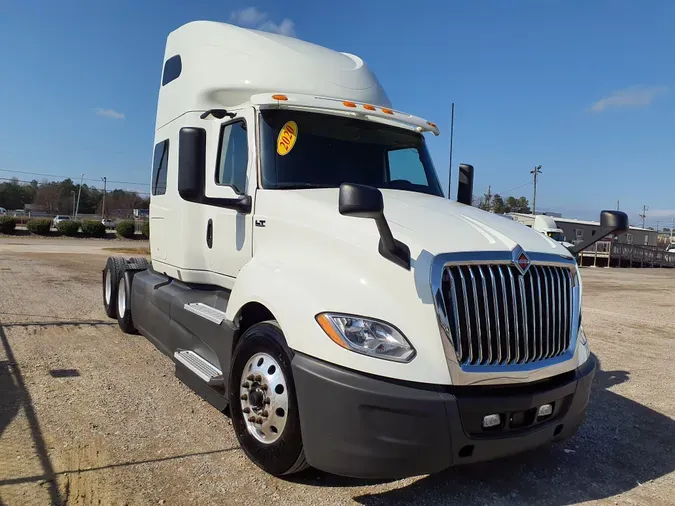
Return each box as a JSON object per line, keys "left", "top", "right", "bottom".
{"left": 103, "top": 247, "right": 151, "bottom": 255}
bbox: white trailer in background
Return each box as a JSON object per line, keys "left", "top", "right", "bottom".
{"left": 508, "top": 213, "right": 574, "bottom": 248}
{"left": 100, "top": 21, "right": 628, "bottom": 479}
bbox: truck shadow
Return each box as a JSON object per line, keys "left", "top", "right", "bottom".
{"left": 296, "top": 354, "right": 675, "bottom": 505}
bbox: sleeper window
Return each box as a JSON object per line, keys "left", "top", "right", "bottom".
{"left": 216, "top": 121, "right": 248, "bottom": 194}
{"left": 152, "top": 140, "right": 169, "bottom": 196}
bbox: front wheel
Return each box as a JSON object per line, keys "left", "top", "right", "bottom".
{"left": 229, "top": 321, "right": 308, "bottom": 476}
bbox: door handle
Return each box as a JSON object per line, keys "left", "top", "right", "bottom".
{"left": 206, "top": 219, "right": 213, "bottom": 249}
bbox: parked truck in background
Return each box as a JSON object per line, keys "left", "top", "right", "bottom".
{"left": 101, "top": 21, "right": 628, "bottom": 479}
{"left": 508, "top": 213, "right": 574, "bottom": 249}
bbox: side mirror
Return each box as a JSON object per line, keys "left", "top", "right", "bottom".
{"left": 568, "top": 210, "right": 629, "bottom": 255}
{"left": 339, "top": 183, "right": 410, "bottom": 270}
{"left": 338, "top": 183, "right": 384, "bottom": 218}
{"left": 178, "top": 126, "right": 251, "bottom": 214}
{"left": 178, "top": 127, "right": 206, "bottom": 200}
{"left": 456, "top": 163, "right": 474, "bottom": 206}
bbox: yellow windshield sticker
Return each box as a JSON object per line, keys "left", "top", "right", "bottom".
{"left": 277, "top": 121, "right": 298, "bottom": 156}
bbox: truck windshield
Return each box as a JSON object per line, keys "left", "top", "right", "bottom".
{"left": 259, "top": 109, "right": 443, "bottom": 197}
{"left": 547, "top": 231, "right": 565, "bottom": 242}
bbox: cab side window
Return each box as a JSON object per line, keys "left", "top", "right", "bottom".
{"left": 216, "top": 121, "right": 248, "bottom": 194}
{"left": 152, "top": 140, "right": 169, "bottom": 196}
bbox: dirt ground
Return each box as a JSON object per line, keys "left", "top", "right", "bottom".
{"left": 0, "top": 241, "right": 673, "bottom": 505}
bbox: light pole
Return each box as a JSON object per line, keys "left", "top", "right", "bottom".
{"left": 101, "top": 176, "right": 107, "bottom": 218}
{"left": 74, "top": 173, "right": 84, "bottom": 219}
{"left": 530, "top": 165, "right": 542, "bottom": 215}
{"left": 71, "top": 191, "right": 76, "bottom": 217}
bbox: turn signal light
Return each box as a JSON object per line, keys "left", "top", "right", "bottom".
{"left": 272, "top": 94, "right": 288, "bottom": 101}
{"left": 427, "top": 121, "right": 437, "bottom": 128}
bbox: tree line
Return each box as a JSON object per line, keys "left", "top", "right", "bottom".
{"left": 0, "top": 178, "right": 149, "bottom": 216}
{"left": 474, "top": 193, "right": 532, "bottom": 214}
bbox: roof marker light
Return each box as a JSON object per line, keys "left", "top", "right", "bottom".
{"left": 427, "top": 121, "right": 437, "bottom": 128}
{"left": 382, "top": 108, "right": 394, "bottom": 115}
{"left": 272, "top": 94, "right": 288, "bottom": 101}
{"left": 343, "top": 101, "right": 357, "bottom": 108}
{"left": 363, "top": 104, "right": 376, "bottom": 111}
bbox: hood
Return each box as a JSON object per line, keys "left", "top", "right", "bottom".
{"left": 269, "top": 189, "right": 574, "bottom": 258}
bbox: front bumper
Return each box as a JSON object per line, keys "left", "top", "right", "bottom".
{"left": 292, "top": 354, "right": 596, "bottom": 479}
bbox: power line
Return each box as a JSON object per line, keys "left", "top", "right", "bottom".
{"left": 495, "top": 181, "right": 532, "bottom": 195}
{"left": 0, "top": 168, "right": 149, "bottom": 186}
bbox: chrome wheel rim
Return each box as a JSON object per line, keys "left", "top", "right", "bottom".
{"left": 105, "top": 269, "right": 112, "bottom": 305}
{"left": 240, "top": 353, "right": 288, "bottom": 444}
{"left": 117, "top": 276, "right": 126, "bottom": 316}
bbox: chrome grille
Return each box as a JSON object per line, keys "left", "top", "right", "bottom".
{"left": 441, "top": 264, "right": 574, "bottom": 366}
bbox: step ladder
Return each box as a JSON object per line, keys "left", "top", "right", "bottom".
{"left": 174, "top": 350, "right": 223, "bottom": 387}
{"left": 184, "top": 302, "right": 227, "bottom": 324}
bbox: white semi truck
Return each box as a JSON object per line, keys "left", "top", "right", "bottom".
{"left": 102, "top": 21, "right": 628, "bottom": 479}
{"left": 508, "top": 213, "right": 574, "bottom": 249}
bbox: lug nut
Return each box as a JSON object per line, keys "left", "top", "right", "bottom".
{"left": 243, "top": 407, "right": 250, "bottom": 414}
{"left": 247, "top": 374, "right": 254, "bottom": 381}
{"left": 256, "top": 417, "right": 264, "bottom": 424}
{"left": 248, "top": 415, "right": 256, "bottom": 422}
{"left": 255, "top": 374, "right": 262, "bottom": 382}
{"left": 240, "top": 394, "right": 248, "bottom": 401}
{"left": 242, "top": 382, "right": 249, "bottom": 388}
{"left": 264, "top": 398, "right": 271, "bottom": 405}
{"left": 261, "top": 410, "right": 269, "bottom": 418}
{"left": 261, "top": 384, "right": 268, "bottom": 391}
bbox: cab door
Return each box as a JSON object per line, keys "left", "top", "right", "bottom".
{"left": 203, "top": 107, "right": 256, "bottom": 282}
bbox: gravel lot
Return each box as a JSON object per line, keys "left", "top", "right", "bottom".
{"left": 1, "top": 240, "right": 674, "bottom": 505}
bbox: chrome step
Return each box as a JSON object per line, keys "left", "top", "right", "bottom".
{"left": 174, "top": 350, "right": 223, "bottom": 386}
{"left": 184, "top": 302, "right": 227, "bottom": 325}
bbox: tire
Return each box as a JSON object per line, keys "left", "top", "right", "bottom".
{"left": 128, "top": 257, "right": 151, "bottom": 270}
{"left": 103, "top": 257, "right": 127, "bottom": 318}
{"left": 229, "top": 321, "right": 309, "bottom": 476}
{"left": 116, "top": 274, "right": 137, "bottom": 334}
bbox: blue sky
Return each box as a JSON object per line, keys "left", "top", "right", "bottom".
{"left": 0, "top": 1, "right": 673, "bottom": 227}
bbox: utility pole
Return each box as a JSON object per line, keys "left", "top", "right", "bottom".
{"left": 656, "top": 221, "right": 660, "bottom": 233}
{"left": 530, "top": 165, "right": 542, "bottom": 215}
{"left": 101, "top": 176, "right": 107, "bottom": 218}
{"left": 485, "top": 185, "right": 492, "bottom": 212}
{"left": 71, "top": 191, "right": 76, "bottom": 217}
{"left": 447, "top": 102, "right": 455, "bottom": 199}
{"left": 74, "top": 173, "right": 84, "bottom": 219}
{"left": 639, "top": 205, "right": 648, "bottom": 229}
{"left": 617, "top": 200, "right": 620, "bottom": 211}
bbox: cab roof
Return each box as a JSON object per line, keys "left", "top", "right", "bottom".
{"left": 156, "top": 21, "right": 393, "bottom": 129}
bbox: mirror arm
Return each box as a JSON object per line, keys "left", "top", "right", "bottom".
{"left": 201, "top": 195, "right": 252, "bottom": 214}
{"left": 374, "top": 216, "right": 411, "bottom": 270}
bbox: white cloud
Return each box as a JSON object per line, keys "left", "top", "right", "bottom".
{"left": 229, "top": 7, "right": 296, "bottom": 37}
{"left": 95, "top": 108, "right": 125, "bottom": 120}
{"left": 230, "top": 6, "right": 267, "bottom": 26}
{"left": 257, "top": 18, "right": 296, "bottom": 37}
{"left": 590, "top": 86, "right": 667, "bottom": 112}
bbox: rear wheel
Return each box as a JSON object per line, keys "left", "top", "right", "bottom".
{"left": 103, "top": 257, "right": 127, "bottom": 318}
{"left": 116, "top": 275, "right": 137, "bottom": 334}
{"left": 229, "top": 321, "right": 308, "bottom": 476}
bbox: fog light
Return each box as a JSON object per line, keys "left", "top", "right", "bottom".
{"left": 482, "top": 414, "right": 501, "bottom": 428}
{"left": 538, "top": 404, "right": 553, "bottom": 418}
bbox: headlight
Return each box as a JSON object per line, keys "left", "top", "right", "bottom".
{"left": 316, "top": 313, "right": 416, "bottom": 363}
